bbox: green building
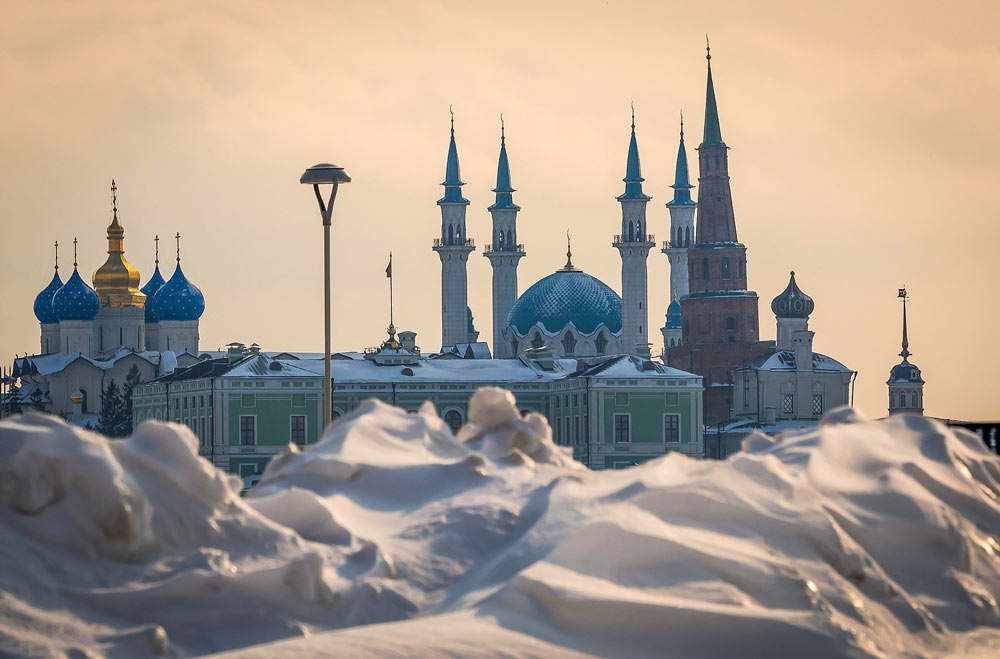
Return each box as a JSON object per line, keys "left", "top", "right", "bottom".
{"left": 132, "top": 344, "right": 704, "bottom": 475}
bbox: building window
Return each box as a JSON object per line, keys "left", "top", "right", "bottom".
{"left": 290, "top": 414, "right": 306, "bottom": 444}
{"left": 702, "top": 258, "right": 710, "bottom": 280}
{"left": 200, "top": 417, "right": 207, "bottom": 446}
{"left": 812, "top": 394, "right": 823, "bottom": 415}
{"left": 574, "top": 417, "right": 580, "bottom": 445}
{"left": 727, "top": 316, "right": 735, "bottom": 331}
{"left": 585, "top": 415, "right": 589, "bottom": 441}
{"left": 444, "top": 409, "right": 463, "bottom": 433}
{"left": 782, "top": 394, "right": 794, "bottom": 416}
{"left": 239, "top": 415, "right": 256, "bottom": 446}
{"left": 595, "top": 333, "right": 607, "bottom": 354}
{"left": 663, "top": 414, "right": 680, "bottom": 443}
{"left": 721, "top": 257, "right": 730, "bottom": 280}
{"left": 561, "top": 331, "right": 577, "bottom": 355}
{"left": 556, "top": 418, "right": 562, "bottom": 443}
{"left": 614, "top": 414, "right": 630, "bottom": 443}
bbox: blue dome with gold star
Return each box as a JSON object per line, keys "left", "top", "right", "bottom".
{"left": 508, "top": 269, "right": 622, "bottom": 337}
{"left": 665, "top": 299, "right": 682, "bottom": 329}
{"left": 34, "top": 272, "right": 64, "bottom": 324}
{"left": 52, "top": 269, "right": 99, "bottom": 321}
{"left": 140, "top": 265, "right": 167, "bottom": 322}
{"left": 151, "top": 264, "right": 205, "bottom": 321}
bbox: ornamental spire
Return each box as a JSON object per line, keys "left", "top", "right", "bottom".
{"left": 54, "top": 240, "right": 59, "bottom": 272}
{"left": 559, "top": 229, "right": 579, "bottom": 271}
{"left": 702, "top": 36, "right": 724, "bottom": 147}
{"left": 898, "top": 287, "right": 911, "bottom": 361}
{"left": 439, "top": 105, "right": 468, "bottom": 204}
{"left": 489, "top": 114, "right": 519, "bottom": 211}
{"left": 175, "top": 232, "right": 181, "bottom": 263}
{"left": 667, "top": 110, "right": 694, "bottom": 207}
{"left": 618, "top": 103, "right": 650, "bottom": 201}
{"left": 73, "top": 237, "right": 78, "bottom": 268}
{"left": 154, "top": 234, "right": 159, "bottom": 265}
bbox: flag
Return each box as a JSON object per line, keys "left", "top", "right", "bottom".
{"left": 386, "top": 253, "right": 392, "bottom": 278}
{"left": 898, "top": 288, "right": 907, "bottom": 298}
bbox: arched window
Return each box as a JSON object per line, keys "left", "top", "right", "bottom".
{"left": 561, "top": 332, "right": 577, "bottom": 355}
{"left": 531, "top": 333, "right": 545, "bottom": 349}
{"left": 595, "top": 332, "right": 607, "bottom": 355}
{"left": 456, "top": 226, "right": 462, "bottom": 242}
{"left": 444, "top": 409, "right": 463, "bottom": 433}
{"left": 448, "top": 224, "right": 454, "bottom": 245}
{"left": 628, "top": 222, "right": 635, "bottom": 241}
{"left": 721, "top": 258, "right": 730, "bottom": 280}
{"left": 498, "top": 229, "right": 504, "bottom": 248}
{"left": 702, "top": 258, "right": 710, "bottom": 280}
{"left": 675, "top": 227, "right": 681, "bottom": 247}
{"left": 685, "top": 226, "right": 691, "bottom": 246}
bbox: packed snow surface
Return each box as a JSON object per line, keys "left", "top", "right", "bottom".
{"left": 2, "top": 389, "right": 1000, "bottom": 658}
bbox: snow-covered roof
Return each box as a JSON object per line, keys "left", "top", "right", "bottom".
{"left": 15, "top": 348, "right": 185, "bottom": 378}
{"left": 571, "top": 355, "right": 699, "bottom": 380}
{"left": 745, "top": 350, "right": 851, "bottom": 373}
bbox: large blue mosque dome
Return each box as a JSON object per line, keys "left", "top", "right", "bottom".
{"left": 508, "top": 268, "right": 622, "bottom": 337}
{"left": 33, "top": 272, "right": 63, "bottom": 324}
{"left": 140, "top": 265, "right": 167, "bottom": 322}
{"left": 52, "top": 269, "right": 100, "bottom": 321}
{"left": 151, "top": 264, "right": 205, "bottom": 321}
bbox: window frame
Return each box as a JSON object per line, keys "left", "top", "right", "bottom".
{"left": 663, "top": 413, "right": 681, "bottom": 443}
{"left": 613, "top": 413, "right": 631, "bottom": 444}
{"left": 782, "top": 393, "right": 794, "bottom": 416}
{"left": 290, "top": 414, "right": 307, "bottom": 445}
{"left": 239, "top": 414, "right": 257, "bottom": 446}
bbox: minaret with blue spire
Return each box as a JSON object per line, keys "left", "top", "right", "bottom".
{"left": 612, "top": 105, "right": 655, "bottom": 356}
{"left": 483, "top": 116, "right": 525, "bottom": 358}
{"left": 432, "top": 108, "right": 477, "bottom": 350}
{"left": 661, "top": 112, "right": 696, "bottom": 353}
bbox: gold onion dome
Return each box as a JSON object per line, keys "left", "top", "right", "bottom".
{"left": 92, "top": 180, "right": 145, "bottom": 308}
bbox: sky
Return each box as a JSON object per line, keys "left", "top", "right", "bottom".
{"left": 1, "top": 0, "right": 997, "bottom": 420}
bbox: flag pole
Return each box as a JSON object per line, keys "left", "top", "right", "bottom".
{"left": 389, "top": 252, "right": 394, "bottom": 328}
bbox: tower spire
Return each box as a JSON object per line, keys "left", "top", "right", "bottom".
{"left": 702, "top": 36, "right": 724, "bottom": 147}
{"left": 618, "top": 104, "right": 649, "bottom": 201}
{"left": 898, "top": 287, "right": 910, "bottom": 361}
{"left": 73, "top": 237, "right": 78, "bottom": 268}
{"left": 560, "top": 229, "right": 578, "bottom": 271}
{"left": 667, "top": 111, "right": 694, "bottom": 207}
{"left": 154, "top": 234, "right": 159, "bottom": 265}
{"left": 54, "top": 240, "right": 59, "bottom": 272}
{"left": 175, "top": 232, "right": 181, "bottom": 263}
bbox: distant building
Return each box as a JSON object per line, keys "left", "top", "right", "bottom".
{"left": 887, "top": 289, "right": 924, "bottom": 415}
{"left": 132, "top": 339, "right": 705, "bottom": 474}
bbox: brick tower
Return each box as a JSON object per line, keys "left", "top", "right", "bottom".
{"left": 666, "top": 42, "right": 774, "bottom": 425}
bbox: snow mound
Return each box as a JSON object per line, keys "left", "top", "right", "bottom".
{"left": 2, "top": 388, "right": 999, "bottom": 658}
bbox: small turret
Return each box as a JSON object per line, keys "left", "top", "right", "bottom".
{"left": 888, "top": 288, "right": 924, "bottom": 415}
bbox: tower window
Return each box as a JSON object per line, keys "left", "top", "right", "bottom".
{"left": 448, "top": 224, "right": 454, "bottom": 245}
{"left": 721, "top": 258, "right": 730, "bottom": 280}
{"left": 702, "top": 258, "right": 710, "bottom": 280}
{"left": 685, "top": 226, "right": 691, "bottom": 246}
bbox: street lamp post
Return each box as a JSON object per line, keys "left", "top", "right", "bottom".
{"left": 300, "top": 163, "right": 351, "bottom": 431}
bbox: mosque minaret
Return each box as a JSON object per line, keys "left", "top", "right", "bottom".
{"left": 483, "top": 118, "right": 525, "bottom": 359}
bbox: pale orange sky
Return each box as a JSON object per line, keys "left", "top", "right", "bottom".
{"left": 1, "top": 1, "right": 998, "bottom": 420}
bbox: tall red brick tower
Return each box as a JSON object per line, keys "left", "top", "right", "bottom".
{"left": 666, "top": 41, "right": 774, "bottom": 425}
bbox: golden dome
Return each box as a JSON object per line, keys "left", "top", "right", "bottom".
{"left": 92, "top": 181, "right": 145, "bottom": 309}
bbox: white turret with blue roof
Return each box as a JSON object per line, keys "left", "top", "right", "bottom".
{"left": 150, "top": 232, "right": 204, "bottom": 353}
{"left": 612, "top": 106, "right": 655, "bottom": 356}
{"left": 140, "top": 234, "right": 167, "bottom": 350}
{"left": 484, "top": 116, "right": 525, "bottom": 358}
{"left": 34, "top": 241, "right": 63, "bottom": 354}
{"left": 661, "top": 113, "right": 697, "bottom": 354}
{"left": 52, "top": 238, "right": 100, "bottom": 355}
{"left": 432, "top": 108, "right": 478, "bottom": 350}
{"left": 504, "top": 235, "right": 623, "bottom": 358}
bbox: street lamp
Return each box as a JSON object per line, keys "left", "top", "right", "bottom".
{"left": 300, "top": 163, "right": 351, "bottom": 430}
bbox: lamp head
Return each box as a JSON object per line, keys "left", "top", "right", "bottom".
{"left": 300, "top": 163, "right": 352, "bottom": 185}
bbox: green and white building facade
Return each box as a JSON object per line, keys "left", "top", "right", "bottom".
{"left": 132, "top": 345, "right": 703, "bottom": 475}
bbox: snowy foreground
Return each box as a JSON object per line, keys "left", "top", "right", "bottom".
{"left": 2, "top": 390, "right": 1000, "bottom": 658}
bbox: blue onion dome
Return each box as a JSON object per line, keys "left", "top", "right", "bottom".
{"left": 151, "top": 263, "right": 205, "bottom": 321}
{"left": 665, "top": 298, "right": 682, "bottom": 329}
{"left": 140, "top": 265, "right": 167, "bottom": 322}
{"left": 771, "top": 271, "right": 814, "bottom": 319}
{"left": 53, "top": 268, "right": 100, "bottom": 321}
{"left": 34, "top": 271, "right": 64, "bottom": 323}
{"left": 508, "top": 269, "right": 622, "bottom": 336}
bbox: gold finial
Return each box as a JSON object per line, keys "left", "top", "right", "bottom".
{"left": 449, "top": 105, "right": 454, "bottom": 138}
{"left": 154, "top": 234, "right": 159, "bottom": 265}
{"left": 73, "top": 237, "right": 78, "bottom": 267}
{"left": 54, "top": 240, "right": 59, "bottom": 272}
{"left": 706, "top": 34, "right": 711, "bottom": 65}
{"left": 175, "top": 232, "right": 181, "bottom": 263}
{"left": 500, "top": 113, "right": 505, "bottom": 145}
{"left": 630, "top": 101, "right": 635, "bottom": 134}
{"left": 559, "top": 229, "right": 579, "bottom": 271}
{"left": 111, "top": 179, "right": 118, "bottom": 219}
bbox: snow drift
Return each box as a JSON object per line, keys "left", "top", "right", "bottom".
{"left": 1, "top": 389, "right": 999, "bottom": 658}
